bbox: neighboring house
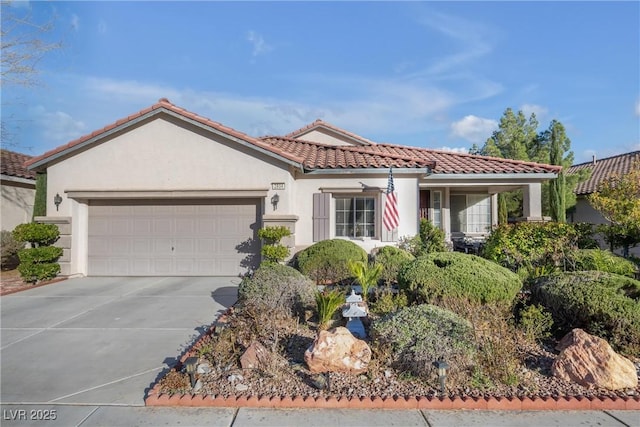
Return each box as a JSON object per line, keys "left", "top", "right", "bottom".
{"left": 568, "top": 151, "right": 640, "bottom": 257}
{"left": 1, "top": 149, "right": 36, "bottom": 232}
{"left": 25, "top": 99, "right": 559, "bottom": 277}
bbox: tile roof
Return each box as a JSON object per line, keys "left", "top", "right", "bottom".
{"left": 261, "top": 137, "right": 434, "bottom": 170}
{"left": 283, "top": 119, "right": 375, "bottom": 146}
{"left": 25, "top": 98, "right": 306, "bottom": 169}
{"left": 26, "top": 99, "right": 560, "bottom": 176}
{"left": 362, "top": 143, "right": 561, "bottom": 174}
{"left": 1, "top": 149, "right": 35, "bottom": 180}
{"left": 568, "top": 151, "right": 640, "bottom": 195}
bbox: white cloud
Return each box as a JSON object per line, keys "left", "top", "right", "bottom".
{"left": 450, "top": 115, "right": 497, "bottom": 143}
{"left": 30, "top": 106, "right": 86, "bottom": 142}
{"left": 437, "top": 146, "right": 468, "bottom": 153}
{"left": 520, "top": 103, "right": 548, "bottom": 120}
{"left": 635, "top": 98, "right": 640, "bottom": 116}
{"left": 71, "top": 14, "right": 79, "bottom": 31}
{"left": 246, "top": 30, "right": 272, "bottom": 57}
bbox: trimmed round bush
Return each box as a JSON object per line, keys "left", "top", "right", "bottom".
{"left": 1, "top": 230, "right": 24, "bottom": 269}
{"left": 566, "top": 249, "right": 637, "bottom": 277}
{"left": 370, "top": 304, "right": 476, "bottom": 379}
{"left": 295, "top": 239, "right": 367, "bottom": 284}
{"left": 532, "top": 271, "right": 640, "bottom": 356}
{"left": 238, "top": 263, "right": 316, "bottom": 318}
{"left": 371, "top": 245, "right": 414, "bottom": 285}
{"left": 398, "top": 252, "right": 522, "bottom": 305}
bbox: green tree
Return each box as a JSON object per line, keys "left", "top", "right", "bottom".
{"left": 479, "top": 108, "right": 540, "bottom": 219}
{"left": 588, "top": 160, "right": 640, "bottom": 257}
{"left": 547, "top": 120, "right": 567, "bottom": 222}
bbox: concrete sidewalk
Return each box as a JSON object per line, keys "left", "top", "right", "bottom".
{"left": 0, "top": 405, "right": 637, "bottom": 426}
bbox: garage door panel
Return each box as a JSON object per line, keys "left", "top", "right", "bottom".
{"left": 88, "top": 200, "right": 260, "bottom": 276}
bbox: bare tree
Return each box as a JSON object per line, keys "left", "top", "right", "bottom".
{"left": 1, "top": 0, "right": 62, "bottom": 146}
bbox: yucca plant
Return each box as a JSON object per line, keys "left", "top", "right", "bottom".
{"left": 348, "top": 260, "right": 382, "bottom": 302}
{"left": 315, "top": 288, "right": 345, "bottom": 330}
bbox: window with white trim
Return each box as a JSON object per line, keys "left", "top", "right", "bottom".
{"left": 335, "top": 196, "right": 376, "bottom": 238}
{"left": 451, "top": 194, "right": 491, "bottom": 234}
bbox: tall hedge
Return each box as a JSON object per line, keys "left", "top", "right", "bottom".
{"left": 32, "top": 173, "right": 47, "bottom": 219}
{"left": 12, "top": 222, "right": 61, "bottom": 283}
{"left": 398, "top": 252, "right": 522, "bottom": 306}
{"left": 532, "top": 271, "right": 640, "bottom": 356}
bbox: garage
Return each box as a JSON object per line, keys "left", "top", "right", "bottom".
{"left": 88, "top": 199, "right": 260, "bottom": 276}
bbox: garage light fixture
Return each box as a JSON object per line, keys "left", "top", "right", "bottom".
{"left": 54, "top": 193, "right": 62, "bottom": 211}
{"left": 271, "top": 193, "right": 280, "bottom": 211}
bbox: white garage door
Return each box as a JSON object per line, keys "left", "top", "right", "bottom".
{"left": 88, "top": 199, "right": 260, "bottom": 276}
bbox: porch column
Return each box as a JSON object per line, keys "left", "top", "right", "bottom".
{"left": 491, "top": 193, "right": 498, "bottom": 227}
{"left": 521, "top": 183, "right": 543, "bottom": 221}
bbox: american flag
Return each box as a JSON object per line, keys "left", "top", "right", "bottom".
{"left": 383, "top": 168, "right": 399, "bottom": 231}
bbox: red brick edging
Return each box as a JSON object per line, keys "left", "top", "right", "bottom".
{"left": 145, "top": 391, "right": 640, "bottom": 410}
{"left": 145, "top": 310, "right": 640, "bottom": 411}
{"left": 0, "top": 277, "right": 67, "bottom": 296}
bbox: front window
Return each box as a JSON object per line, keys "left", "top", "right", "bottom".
{"left": 451, "top": 194, "right": 491, "bottom": 234}
{"left": 432, "top": 191, "right": 442, "bottom": 229}
{"left": 335, "top": 196, "right": 375, "bottom": 238}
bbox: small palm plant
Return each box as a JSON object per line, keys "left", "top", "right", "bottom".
{"left": 348, "top": 260, "right": 382, "bottom": 302}
{"left": 315, "top": 288, "right": 345, "bottom": 330}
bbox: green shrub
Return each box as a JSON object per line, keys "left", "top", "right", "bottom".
{"left": 370, "top": 289, "right": 408, "bottom": 315}
{"left": 348, "top": 260, "right": 382, "bottom": 301}
{"left": 518, "top": 304, "right": 553, "bottom": 342}
{"left": 482, "top": 222, "right": 578, "bottom": 272}
{"left": 258, "top": 226, "right": 291, "bottom": 264}
{"left": 572, "top": 222, "right": 600, "bottom": 249}
{"left": 18, "top": 246, "right": 63, "bottom": 264}
{"left": 398, "top": 219, "right": 446, "bottom": 257}
{"left": 371, "top": 246, "right": 414, "bottom": 285}
{"left": 1, "top": 230, "right": 24, "bottom": 269}
{"left": 398, "top": 252, "right": 522, "bottom": 306}
{"left": 17, "top": 263, "right": 60, "bottom": 283}
{"left": 315, "top": 287, "right": 345, "bottom": 330}
{"left": 238, "top": 263, "right": 315, "bottom": 318}
{"left": 12, "top": 223, "right": 60, "bottom": 246}
{"left": 370, "top": 304, "right": 475, "bottom": 381}
{"left": 532, "top": 271, "right": 640, "bottom": 355}
{"left": 296, "top": 239, "right": 367, "bottom": 284}
{"left": 566, "top": 249, "right": 637, "bottom": 277}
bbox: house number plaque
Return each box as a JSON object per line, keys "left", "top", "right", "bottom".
{"left": 271, "top": 183, "right": 285, "bottom": 190}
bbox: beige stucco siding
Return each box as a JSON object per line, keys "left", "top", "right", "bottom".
{"left": 45, "top": 116, "right": 293, "bottom": 216}
{"left": 292, "top": 174, "right": 420, "bottom": 252}
{"left": 296, "top": 129, "right": 360, "bottom": 146}
{"left": 1, "top": 180, "right": 35, "bottom": 231}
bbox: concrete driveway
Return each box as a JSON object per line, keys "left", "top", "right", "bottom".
{"left": 0, "top": 276, "right": 239, "bottom": 406}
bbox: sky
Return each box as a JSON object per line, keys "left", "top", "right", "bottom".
{"left": 2, "top": 1, "right": 639, "bottom": 164}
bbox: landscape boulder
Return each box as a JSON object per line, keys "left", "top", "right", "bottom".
{"left": 304, "top": 326, "right": 371, "bottom": 374}
{"left": 240, "top": 341, "right": 271, "bottom": 370}
{"left": 552, "top": 329, "right": 638, "bottom": 390}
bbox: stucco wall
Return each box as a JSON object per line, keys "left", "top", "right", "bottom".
{"left": 296, "top": 129, "right": 360, "bottom": 146}
{"left": 292, "top": 173, "right": 420, "bottom": 252}
{"left": 45, "top": 116, "right": 293, "bottom": 216}
{"left": 1, "top": 180, "right": 35, "bottom": 231}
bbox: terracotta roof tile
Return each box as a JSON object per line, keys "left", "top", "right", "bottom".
{"left": 283, "top": 119, "right": 376, "bottom": 146}
{"left": 261, "top": 137, "right": 434, "bottom": 170}
{"left": 361, "top": 143, "right": 561, "bottom": 174}
{"left": 26, "top": 100, "right": 560, "bottom": 176}
{"left": 568, "top": 151, "right": 640, "bottom": 195}
{"left": 26, "top": 98, "right": 306, "bottom": 168}
{"left": 1, "top": 149, "right": 35, "bottom": 180}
